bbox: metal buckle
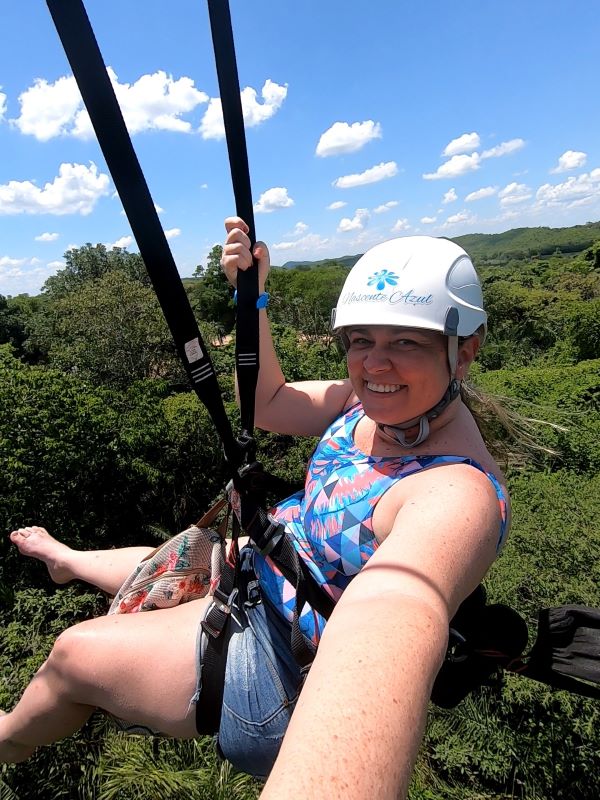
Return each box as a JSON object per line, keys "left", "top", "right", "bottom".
{"left": 201, "top": 588, "right": 238, "bottom": 639}
{"left": 251, "top": 515, "right": 284, "bottom": 557}
{"left": 447, "top": 628, "right": 469, "bottom": 663}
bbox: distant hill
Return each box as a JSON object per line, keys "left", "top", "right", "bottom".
{"left": 278, "top": 255, "right": 361, "bottom": 270}
{"left": 452, "top": 221, "right": 600, "bottom": 264}
{"left": 273, "top": 221, "right": 600, "bottom": 271}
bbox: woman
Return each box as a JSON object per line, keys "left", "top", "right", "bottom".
{"left": 3, "top": 219, "right": 508, "bottom": 799}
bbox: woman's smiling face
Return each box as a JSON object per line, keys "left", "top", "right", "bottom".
{"left": 345, "top": 325, "right": 452, "bottom": 426}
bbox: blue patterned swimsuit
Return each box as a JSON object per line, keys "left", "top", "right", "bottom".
{"left": 254, "top": 403, "right": 508, "bottom": 645}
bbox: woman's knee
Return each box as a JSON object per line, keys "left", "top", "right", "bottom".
{"left": 43, "top": 618, "right": 104, "bottom": 693}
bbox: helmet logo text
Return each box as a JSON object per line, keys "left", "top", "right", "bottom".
{"left": 339, "top": 288, "right": 434, "bottom": 306}
{"left": 389, "top": 289, "right": 433, "bottom": 306}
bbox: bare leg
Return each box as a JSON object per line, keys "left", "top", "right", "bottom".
{"left": 10, "top": 526, "right": 153, "bottom": 595}
{"left": 0, "top": 596, "right": 212, "bottom": 763}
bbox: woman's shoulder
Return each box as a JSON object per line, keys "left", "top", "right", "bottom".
{"left": 373, "top": 455, "right": 509, "bottom": 555}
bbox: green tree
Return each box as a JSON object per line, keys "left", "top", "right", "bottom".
{"left": 30, "top": 270, "right": 183, "bottom": 389}
{"left": 0, "top": 294, "right": 27, "bottom": 352}
{"left": 188, "top": 245, "right": 235, "bottom": 333}
{"left": 43, "top": 243, "right": 150, "bottom": 298}
{"left": 267, "top": 264, "right": 348, "bottom": 342}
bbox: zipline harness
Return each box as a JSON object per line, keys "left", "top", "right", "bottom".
{"left": 47, "top": 0, "right": 600, "bottom": 734}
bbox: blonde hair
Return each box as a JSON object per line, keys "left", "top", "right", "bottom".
{"left": 460, "top": 380, "right": 565, "bottom": 466}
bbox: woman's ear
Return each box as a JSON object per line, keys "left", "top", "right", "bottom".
{"left": 457, "top": 335, "right": 480, "bottom": 378}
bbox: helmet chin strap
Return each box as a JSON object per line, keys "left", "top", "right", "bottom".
{"left": 377, "top": 378, "right": 461, "bottom": 447}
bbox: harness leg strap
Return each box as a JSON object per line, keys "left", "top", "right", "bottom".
{"left": 196, "top": 594, "right": 238, "bottom": 736}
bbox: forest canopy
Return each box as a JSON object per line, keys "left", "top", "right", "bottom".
{"left": 1, "top": 221, "right": 599, "bottom": 799}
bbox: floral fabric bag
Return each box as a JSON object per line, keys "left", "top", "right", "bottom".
{"left": 108, "top": 497, "right": 228, "bottom": 615}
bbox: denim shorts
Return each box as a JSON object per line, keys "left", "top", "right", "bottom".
{"left": 195, "top": 548, "right": 302, "bottom": 779}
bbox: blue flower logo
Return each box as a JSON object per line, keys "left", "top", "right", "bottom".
{"left": 367, "top": 270, "right": 399, "bottom": 291}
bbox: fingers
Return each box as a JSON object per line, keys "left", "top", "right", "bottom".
{"left": 224, "top": 216, "right": 248, "bottom": 235}
{"left": 221, "top": 218, "right": 270, "bottom": 290}
{"left": 253, "top": 241, "right": 271, "bottom": 288}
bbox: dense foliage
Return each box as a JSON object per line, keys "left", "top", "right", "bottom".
{"left": 1, "top": 224, "right": 599, "bottom": 799}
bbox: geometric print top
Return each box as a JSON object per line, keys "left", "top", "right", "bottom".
{"left": 253, "top": 402, "right": 509, "bottom": 645}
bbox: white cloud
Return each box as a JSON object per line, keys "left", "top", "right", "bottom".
{"left": 0, "top": 255, "right": 28, "bottom": 269}
{"left": 373, "top": 201, "right": 398, "bottom": 214}
{"left": 13, "top": 75, "right": 81, "bottom": 140}
{"left": 165, "top": 227, "right": 181, "bottom": 239}
{"left": 498, "top": 182, "right": 532, "bottom": 206}
{"left": 13, "top": 70, "right": 208, "bottom": 141}
{"left": 443, "top": 132, "right": 480, "bottom": 157}
{"left": 338, "top": 208, "right": 370, "bottom": 232}
{"left": 0, "top": 255, "right": 58, "bottom": 296}
{"left": 271, "top": 233, "right": 329, "bottom": 253}
{"left": 292, "top": 221, "right": 308, "bottom": 236}
{"left": 0, "top": 162, "right": 110, "bottom": 216}
{"left": 0, "top": 89, "right": 7, "bottom": 122}
{"left": 200, "top": 184, "right": 208, "bottom": 190}
{"left": 423, "top": 153, "right": 480, "bottom": 180}
{"left": 391, "top": 218, "right": 410, "bottom": 232}
{"left": 442, "top": 188, "right": 458, "bottom": 204}
{"left": 536, "top": 168, "right": 600, "bottom": 209}
{"left": 327, "top": 200, "right": 347, "bottom": 210}
{"left": 442, "top": 210, "right": 475, "bottom": 228}
{"left": 200, "top": 79, "right": 287, "bottom": 140}
{"left": 481, "top": 138, "right": 525, "bottom": 159}
{"left": 333, "top": 161, "right": 398, "bottom": 189}
{"left": 420, "top": 216, "right": 436, "bottom": 224}
{"left": 34, "top": 232, "right": 60, "bottom": 242}
{"left": 254, "top": 186, "right": 294, "bottom": 214}
{"left": 108, "top": 235, "right": 134, "bottom": 249}
{"left": 465, "top": 186, "right": 498, "bottom": 202}
{"left": 316, "top": 120, "right": 382, "bottom": 157}
{"left": 550, "top": 150, "right": 587, "bottom": 174}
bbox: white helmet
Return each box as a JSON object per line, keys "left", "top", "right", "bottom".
{"left": 331, "top": 236, "right": 486, "bottom": 447}
{"left": 332, "top": 235, "right": 486, "bottom": 340}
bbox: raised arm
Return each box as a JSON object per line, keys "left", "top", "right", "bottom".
{"left": 261, "top": 463, "right": 504, "bottom": 799}
{"left": 221, "top": 217, "right": 355, "bottom": 436}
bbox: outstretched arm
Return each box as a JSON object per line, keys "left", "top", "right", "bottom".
{"left": 222, "top": 217, "right": 355, "bottom": 436}
{"left": 261, "top": 464, "right": 504, "bottom": 799}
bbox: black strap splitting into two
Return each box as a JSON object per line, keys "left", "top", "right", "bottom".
{"left": 47, "top": 0, "right": 334, "bottom": 736}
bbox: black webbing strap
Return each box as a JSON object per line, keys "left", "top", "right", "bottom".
{"left": 509, "top": 605, "right": 600, "bottom": 700}
{"left": 46, "top": 0, "right": 243, "bottom": 476}
{"left": 206, "top": 0, "right": 259, "bottom": 465}
{"left": 201, "top": 0, "right": 347, "bottom": 724}
{"left": 432, "top": 592, "right": 600, "bottom": 707}
{"left": 194, "top": 0, "right": 267, "bottom": 734}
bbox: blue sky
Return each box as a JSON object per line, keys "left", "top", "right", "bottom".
{"left": 1, "top": 0, "right": 599, "bottom": 296}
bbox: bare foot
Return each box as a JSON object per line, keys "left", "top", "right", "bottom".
{"left": 9, "top": 526, "right": 73, "bottom": 584}
{"left": 0, "top": 712, "right": 36, "bottom": 763}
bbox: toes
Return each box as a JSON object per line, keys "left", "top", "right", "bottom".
{"left": 10, "top": 530, "right": 28, "bottom": 541}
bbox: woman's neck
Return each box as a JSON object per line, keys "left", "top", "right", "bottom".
{"left": 356, "top": 398, "right": 468, "bottom": 457}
